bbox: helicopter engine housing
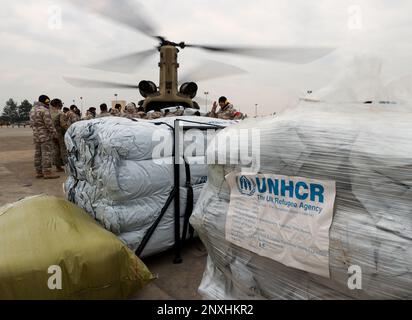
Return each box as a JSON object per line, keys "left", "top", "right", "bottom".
{"left": 179, "top": 82, "right": 198, "bottom": 99}
{"left": 139, "top": 80, "right": 158, "bottom": 98}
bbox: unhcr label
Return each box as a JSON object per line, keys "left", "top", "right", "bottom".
{"left": 225, "top": 172, "right": 336, "bottom": 278}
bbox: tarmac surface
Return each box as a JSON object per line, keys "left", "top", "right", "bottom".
{"left": 0, "top": 127, "right": 207, "bottom": 299}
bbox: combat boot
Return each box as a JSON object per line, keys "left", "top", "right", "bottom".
{"left": 35, "top": 172, "right": 44, "bottom": 179}
{"left": 43, "top": 171, "right": 60, "bottom": 179}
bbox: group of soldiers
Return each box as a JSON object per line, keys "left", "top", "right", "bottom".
{"left": 29, "top": 95, "right": 243, "bottom": 179}
{"left": 68, "top": 96, "right": 242, "bottom": 122}
{"left": 90, "top": 96, "right": 243, "bottom": 121}
{"left": 94, "top": 102, "right": 188, "bottom": 120}
{"left": 30, "top": 96, "right": 66, "bottom": 179}
{"left": 79, "top": 102, "right": 168, "bottom": 120}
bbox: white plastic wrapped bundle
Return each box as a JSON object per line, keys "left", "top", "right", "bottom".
{"left": 191, "top": 101, "right": 412, "bottom": 299}
{"left": 64, "top": 116, "right": 236, "bottom": 257}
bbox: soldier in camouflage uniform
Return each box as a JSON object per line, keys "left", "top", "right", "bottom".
{"left": 110, "top": 108, "right": 121, "bottom": 116}
{"left": 98, "top": 103, "right": 111, "bottom": 118}
{"left": 60, "top": 108, "right": 71, "bottom": 132}
{"left": 135, "top": 106, "right": 147, "bottom": 119}
{"left": 50, "top": 99, "right": 67, "bottom": 170}
{"left": 83, "top": 108, "right": 96, "bottom": 120}
{"left": 67, "top": 105, "right": 81, "bottom": 126}
{"left": 172, "top": 108, "right": 184, "bottom": 117}
{"left": 29, "top": 95, "right": 60, "bottom": 179}
{"left": 146, "top": 110, "right": 163, "bottom": 120}
{"left": 83, "top": 110, "right": 93, "bottom": 120}
{"left": 208, "top": 96, "right": 243, "bottom": 120}
{"left": 123, "top": 102, "right": 137, "bottom": 119}
{"left": 111, "top": 104, "right": 123, "bottom": 116}
{"left": 164, "top": 107, "right": 184, "bottom": 117}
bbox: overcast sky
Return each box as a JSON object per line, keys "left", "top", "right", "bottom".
{"left": 1, "top": 0, "right": 412, "bottom": 116}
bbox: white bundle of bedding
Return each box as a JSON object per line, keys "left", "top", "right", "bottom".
{"left": 191, "top": 101, "right": 412, "bottom": 299}
{"left": 64, "top": 116, "right": 236, "bottom": 257}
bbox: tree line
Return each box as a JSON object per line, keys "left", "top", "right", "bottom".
{"left": 0, "top": 98, "right": 33, "bottom": 124}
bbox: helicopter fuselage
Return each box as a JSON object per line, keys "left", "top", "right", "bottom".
{"left": 142, "top": 45, "right": 196, "bottom": 112}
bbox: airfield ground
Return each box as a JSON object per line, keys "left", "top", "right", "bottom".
{"left": 0, "top": 127, "right": 207, "bottom": 300}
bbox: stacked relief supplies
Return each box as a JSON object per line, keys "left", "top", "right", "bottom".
{"left": 64, "top": 116, "right": 236, "bottom": 257}
{"left": 190, "top": 101, "right": 412, "bottom": 299}
{"left": 0, "top": 195, "right": 153, "bottom": 299}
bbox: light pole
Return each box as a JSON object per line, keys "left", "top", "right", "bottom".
{"left": 114, "top": 93, "right": 118, "bottom": 104}
{"left": 204, "top": 91, "right": 209, "bottom": 113}
{"left": 80, "top": 97, "right": 83, "bottom": 115}
{"left": 255, "top": 104, "right": 258, "bottom": 118}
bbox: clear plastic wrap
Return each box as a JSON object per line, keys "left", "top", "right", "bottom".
{"left": 64, "top": 116, "right": 235, "bottom": 257}
{"left": 190, "top": 101, "right": 412, "bottom": 299}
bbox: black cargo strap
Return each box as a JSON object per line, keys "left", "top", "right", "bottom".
{"left": 135, "top": 187, "right": 176, "bottom": 257}
{"left": 182, "top": 159, "right": 194, "bottom": 243}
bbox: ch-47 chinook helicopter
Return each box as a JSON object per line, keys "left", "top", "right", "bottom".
{"left": 63, "top": 0, "right": 335, "bottom": 113}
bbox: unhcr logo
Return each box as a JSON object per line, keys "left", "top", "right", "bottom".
{"left": 237, "top": 175, "right": 256, "bottom": 196}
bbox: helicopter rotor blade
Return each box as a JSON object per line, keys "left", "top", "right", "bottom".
{"left": 88, "top": 48, "right": 158, "bottom": 73}
{"left": 180, "top": 60, "right": 248, "bottom": 83}
{"left": 184, "top": 44, "right": 335, "bottom": 64}
{"left": 67, "top": 0, "right": 159, "bottom": 40}
{"left": 63, "top": 76, "right": 139, "bottom": 89}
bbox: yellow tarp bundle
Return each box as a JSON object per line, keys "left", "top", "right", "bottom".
{"left": 0, "top": 195, "right": 154, "bottom": 299}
